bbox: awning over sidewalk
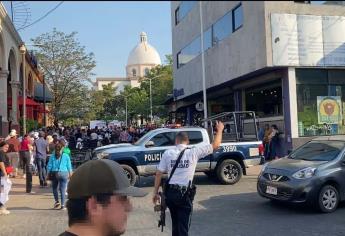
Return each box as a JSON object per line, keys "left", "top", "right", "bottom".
{"left": 34, "top": 83, "right": 53, "bottom": 102}
{"left": 8, "top": 97, "right": 41, "bottom": 106}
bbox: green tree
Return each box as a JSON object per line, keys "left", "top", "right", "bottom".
{"left": 139, "top": 55, "right": 173, "bottom": 122}
{"left": 121, "top": 85, "right": 149, "bottom": 124}
{"left": 85, "top": 83, "right": 118, "bottom": 123}
{"left": 32, "top": 28, "right": 96, "bottom": 127}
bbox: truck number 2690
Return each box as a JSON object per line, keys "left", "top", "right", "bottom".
{"left": 222, "top": 145, "right": 237, "bottom": 152}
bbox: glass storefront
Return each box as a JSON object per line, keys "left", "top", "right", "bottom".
{"left": 209, "top": 94, "right": 234, "bottom": 116}
{"left": 296, "top": 69, "right": 345, "bottom": 137}
{"left": 245, "top": 80, "right": 283, "bottom": 118}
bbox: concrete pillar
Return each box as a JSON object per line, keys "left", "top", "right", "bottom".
{"left": 10, "top": 80, "right": 20, "bottom": 125}
{"left": 282, "top": 67, "right": 298, "bottom": 152}
{"left": 0, "top": 70, "right": 9, "bottom": 136}
{"left": 0, "top": 70, "right": 9, "bottom": 122}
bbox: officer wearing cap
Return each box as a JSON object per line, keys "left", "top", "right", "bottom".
{"left": 153, "top": 121, "right": 224, "bottom": 236}
{"left": 59, "top": 159, "right": 147, "bottom": 236}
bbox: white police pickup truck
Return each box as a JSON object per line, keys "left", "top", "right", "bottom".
{"left": 94, "top": 112, "right": 264, "bottom": 186}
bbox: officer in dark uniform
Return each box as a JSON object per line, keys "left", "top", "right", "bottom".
{"left": 153, "top": 121, "right": 224, "bottom": 236}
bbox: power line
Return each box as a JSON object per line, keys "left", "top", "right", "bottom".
{"left": 17, "top": 1, "right": 64, "bottom": 31}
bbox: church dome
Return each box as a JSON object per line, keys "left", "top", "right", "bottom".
{"left": 127, "top": 32, "right": 161, "bottom": 66}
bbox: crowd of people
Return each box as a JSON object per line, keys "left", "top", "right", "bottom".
{"left": 42, "top": 125, "right": 157, "bottom": 151}
{"left": 0, "top": 124, "right": 160, "bottom": 215}
{"left": 0, "top": 128, "right": 76, "bottom": 215}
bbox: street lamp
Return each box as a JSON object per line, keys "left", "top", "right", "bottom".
{"left": 19, "top": 44, "right": 26, "bottom": 134}
{"left": 199, "top": 1, "right": 208, "bottom": 128}
{"left": 144, "top": 74, "right": 162, "bottom": 124}
{"left": 118, "top": 94, "right": 129, "bottom": 127}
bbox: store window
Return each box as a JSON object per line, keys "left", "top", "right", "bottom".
{"left": 209, "top": 94, "right": 234, "bottom": 116}
{"left": 296, "top": 69, "right": 345, "bottom": 137}
{"left": 245, "top": 80, "right": 283, "bottom": 118}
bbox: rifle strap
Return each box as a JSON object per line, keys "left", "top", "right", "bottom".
{"left": 167, "top": 147, "right": 189, "bottom": 185}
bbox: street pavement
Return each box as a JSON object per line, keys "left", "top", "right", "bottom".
{"left": 1, "top": 165, "right": 345, "bottom": 236}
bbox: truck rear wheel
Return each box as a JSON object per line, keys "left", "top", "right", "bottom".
{"left": 121, "top": 164, "right": 137, "bottom": 186}
{"left": 216, "top": 159, "right": 242, "bottom": 185}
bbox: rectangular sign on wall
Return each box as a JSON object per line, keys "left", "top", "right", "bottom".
{"left": 317, "top": 96, "right": 342, "bottom": 124}
{"left": 271, "top": 13, "right": 345, "bottom": 67}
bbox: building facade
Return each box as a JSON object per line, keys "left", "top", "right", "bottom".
{"left": 171, "top": 1, "right": 345, "bottom": 154}
{"left": 0, "top": 2, "right": 52, "bottom": 136}
{"left": 95, "top": 32, "right": 161, "bottom": 92}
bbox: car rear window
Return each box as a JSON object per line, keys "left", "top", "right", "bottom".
{"left": 187, "top": 131, "right": 203, "bottom": 144}
{"left": 289, "top": 141, "right": 345, "bottom": 161}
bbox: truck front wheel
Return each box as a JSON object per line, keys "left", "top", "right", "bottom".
{"left": 121, "top": 164, "right": 137, "bottom": 186}
{"left": 216, "top": 159, "right": 242, "bottom": 185}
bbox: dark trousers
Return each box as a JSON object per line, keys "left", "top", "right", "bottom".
{"left": 165, "top": 187, "right": 193, "bottom": 236}
{"left": 36, "top": 158, "right": 47, "bottom": 186}
{"left": 20, "top": 151, "right": 32, "bottom": 193}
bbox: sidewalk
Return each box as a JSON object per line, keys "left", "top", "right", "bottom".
{"left": 0, "top": 176, "right": 68, "bottom": 235}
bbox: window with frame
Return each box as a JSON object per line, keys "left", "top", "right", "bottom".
{"left": 186, "top": 131, "right": 203, "bottom": 144}
{"left": 149, "top": 132, "right": 176, "bottom": 147}
{"left": 175, "top": 7, "right": 180, "bottom": 25}
{"left": 177, "top": 36, "right": 201, "bottom": 68}
{"left": 232, "top": 3, "right": 243, "bottom": 32}
{"left": 175, "top": 1, "right": 197, "bottom": 25}
{"left": 132, "top": 68, "right": 136, "bottom": 77}
{"left": 203, "top": 27, "right": 212, "bottom": 50}
{"left": 212, "top": 11, "right": 232, "bottom": 45}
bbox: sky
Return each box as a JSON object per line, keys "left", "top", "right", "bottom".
{"left": 3, "top": 1, "right": 172, "bottom": 81}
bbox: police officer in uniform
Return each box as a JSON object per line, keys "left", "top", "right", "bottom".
{"left": 153, "top": 121, "right": 224, "bottom": 236}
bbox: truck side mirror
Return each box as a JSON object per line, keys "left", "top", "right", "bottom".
{"left": 145, "top": 141, "right": 155, "bottom": 148}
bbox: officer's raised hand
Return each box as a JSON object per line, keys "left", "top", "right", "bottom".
{"left": 215, "top": 120, "right": 224, "bottom": 132}
{"left": 212, "top": 121, "right": 224, "bottom": 150}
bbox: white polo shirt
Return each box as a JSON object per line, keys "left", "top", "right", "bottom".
{"left": 157, "top": 144, "right": 213, "bottom": 186}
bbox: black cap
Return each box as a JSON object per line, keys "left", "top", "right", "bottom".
{"left": 67, "top": 159, "right": 147, "bottom": 199}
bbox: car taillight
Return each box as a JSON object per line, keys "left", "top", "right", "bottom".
{"left": 258, "top": 143, "right": 264, "bottom": 156}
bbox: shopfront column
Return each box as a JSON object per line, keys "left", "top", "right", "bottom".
{"left": 0, "top": 70, "right": 9, "bottom": 135}
{"left": 283, "top": 67, "right": 298, "bottom": 151}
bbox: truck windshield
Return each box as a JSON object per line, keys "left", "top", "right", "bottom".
{"left": 289, "top": 141, "right": 345, "bottom": 161}
{"left": 133, "top": 131, "right": 154, "bottom": 146}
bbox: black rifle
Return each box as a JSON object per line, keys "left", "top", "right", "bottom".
{"left": 156, "top": 148, "right": 188, "bottom": 232}
{"left": 157, "top": 190, "right": 166, "bottom": 232}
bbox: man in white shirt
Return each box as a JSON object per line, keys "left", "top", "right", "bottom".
{"left": 153, "top": 121, "right": 224, "bottom": 236}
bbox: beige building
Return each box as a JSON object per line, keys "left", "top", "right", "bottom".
{"left": 95, "top": 32, "right": 161, "bottom": 92}
{"left": 0, "top": 2, "right": 23, "bottom": 136}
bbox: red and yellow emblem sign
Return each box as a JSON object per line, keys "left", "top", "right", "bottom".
{"left": 317, "top": 96, "right": 342, "bottom": 124}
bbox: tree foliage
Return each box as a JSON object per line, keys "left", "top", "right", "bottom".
{"left": 31, "top": 28, "right": 96, "bottom": 126}
{"left": 139, "top": 55, "right": 173, "bottom": 120}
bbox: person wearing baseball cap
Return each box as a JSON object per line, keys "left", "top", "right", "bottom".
{"left": 59, "top": 159, "right": 147, "bottom": 236}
